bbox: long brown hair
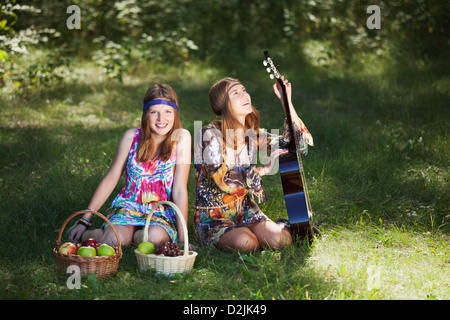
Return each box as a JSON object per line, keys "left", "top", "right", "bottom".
{"left": 137, "top": 84, "right": 182, "bottom": 162}
{"left": 209, "top": 77, "right": 260, "bottom": 149}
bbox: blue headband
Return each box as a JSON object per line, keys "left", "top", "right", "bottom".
{"left": 143, "top": 99, "right": 179, "bottom": 111}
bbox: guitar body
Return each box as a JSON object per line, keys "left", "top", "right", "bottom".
{"left": 263, "top": 50, "right": 315, "bottom": 241}
{"left": 279, "top": 151, "right": 314, "bottom": 240}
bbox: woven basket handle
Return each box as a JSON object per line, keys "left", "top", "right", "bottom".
{"left": 56, "top": 210, "right": 122, "bottom": 254}
{"left": 143, "top": 201, "right": 188, "bottom": 256}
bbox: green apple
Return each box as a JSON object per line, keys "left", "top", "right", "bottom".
{"left": 77, "top": 246, "right": 97, "bottom": 257}
{"left": 137, "top": 241, "right": 155, "bottom": 254}
{"left": 97, "top": 244, "right": 115, "bottom": 256}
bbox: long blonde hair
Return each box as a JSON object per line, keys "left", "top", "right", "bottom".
{"left": 137, "top": 84, "right": 182, "bottom": 162}
{"left": 209, "top": 77, "right": 260, "bottom": 149}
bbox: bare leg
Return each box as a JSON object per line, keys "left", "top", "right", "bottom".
{"left": 248, "top": 219, "right": 292, "bottom": 250}
{"left": 82, "top": 225, "right": 135, "bottom": 247}
{"left": 81, "top": 229, "right": 105, "bottom": 242}
{"left": 133, "top": 225, "right": 170, "bottom": 245}
{"left": 217, "top": 227, "right": 260, "bottom": 252}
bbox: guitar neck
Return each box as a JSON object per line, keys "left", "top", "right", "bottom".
{"left": 263, "top": 50, "right": 300, "bottom": 152}
{"left": 277, "top": 78, "right": 297, "bottom": 152}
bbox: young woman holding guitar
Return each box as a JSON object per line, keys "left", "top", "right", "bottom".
{"left": 193, "top": 75, "right": 313, "bottom": 252}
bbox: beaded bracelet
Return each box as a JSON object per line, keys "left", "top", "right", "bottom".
{"left": 77, "top": 217, "right": 92, "bottom": 228}
{"left": 77, "top": 208, "right": 93, "bottom": 227}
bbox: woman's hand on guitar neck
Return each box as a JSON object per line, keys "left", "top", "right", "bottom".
{"left": 272, "top": 75, "right": 292, "bottom": 107}
{"left": 273, "top": 75, "right": 302, "bottom": 128}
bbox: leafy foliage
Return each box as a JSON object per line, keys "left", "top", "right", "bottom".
{"left": 1, "top": 0, "right": 449, "bottom": 88}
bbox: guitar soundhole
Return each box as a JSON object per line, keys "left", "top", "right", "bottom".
{"left": 280, "top": 170, "right": 304, "bottom": 195}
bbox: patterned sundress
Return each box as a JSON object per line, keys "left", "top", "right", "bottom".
{"left": 193, "top": 117, "right": 313, "bottom": 247}
{"left": 104, "top": 128, "right": 178, "bottom": 242}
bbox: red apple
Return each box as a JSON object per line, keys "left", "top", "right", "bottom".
{"left": 59, "top": 242, "right": 78, "bottom": 255}
{"left": 82, "top": 238, "right": 99, "bottom": 248}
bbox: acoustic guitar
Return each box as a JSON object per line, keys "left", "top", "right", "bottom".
{"left": 262, "top": 50, "right": 316, "bottom": 241}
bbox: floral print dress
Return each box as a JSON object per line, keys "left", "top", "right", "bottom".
{"left": 193, "top": 118, "right": 313, "bottom": 247}
{"left": 104, "top": 128, "right": 179, "bottom": 242}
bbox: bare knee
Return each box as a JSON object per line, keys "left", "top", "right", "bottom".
{"left": 264, "top": 229, "right": 292, "bottom": 249}
{"left": 236, "top": 237, "right": 260, "bottom": 252}
{"left": 146, "top": 226, "right": 170, "bottom": 244}
{"left": 250, "top": 220, "right": 292, "bottom": 250}
{"left": 101, "top": 225, "right": 134, "bottom": 247}
{"left": 81, "top": 229, "right": 105, "bottom": 242}
{"left": 133, "top": 226, "right": 170, "bottom": 245}
{"left": 218, "top": 228, "right": 260, "bottom": 252}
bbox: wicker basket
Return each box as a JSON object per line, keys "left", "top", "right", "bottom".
{"left": 135, "top": 201, "right": 197, "bottom": 275}
{"left": 53, "top": 210, "right": 123, "bottom": 279}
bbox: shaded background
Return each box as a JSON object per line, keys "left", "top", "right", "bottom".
{"left": 1, "top": 0, "right": 449, "bottom": 84}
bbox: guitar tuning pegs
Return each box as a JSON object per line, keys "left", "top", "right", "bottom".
{"left": 269, "top": 74, "right": 274, "bottom": 79}
{"left": 266, "top": 67, "right": 271, "bottom": 73}
{"left": 263, "top": 60, "right": 268, "bottom": 67}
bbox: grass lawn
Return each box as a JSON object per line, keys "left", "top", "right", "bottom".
{"left": 0, "top": 48, "right": 448, "bottom": 300}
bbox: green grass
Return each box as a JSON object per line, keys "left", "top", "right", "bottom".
{"left": 0, "top": 48, "right": 448, "bottom": 300}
